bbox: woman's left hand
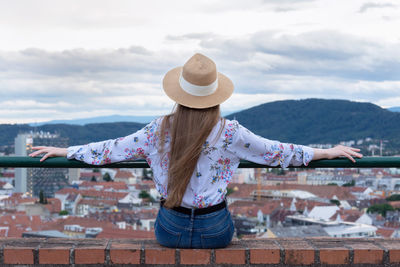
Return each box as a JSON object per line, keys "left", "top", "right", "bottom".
{"left": 29, "top": 146, "right": 68, "bottom": 162}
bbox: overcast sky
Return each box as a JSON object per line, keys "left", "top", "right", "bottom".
{"left": 1, "top": 0, "right": 400, "bottom": 123}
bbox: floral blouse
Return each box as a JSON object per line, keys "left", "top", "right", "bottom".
{"left": 67, "top": 118, "right": 314, "bottom": 208}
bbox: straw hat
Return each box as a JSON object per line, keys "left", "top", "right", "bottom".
{"left": 163, "top": 53, "right": 234, "bottom": 109}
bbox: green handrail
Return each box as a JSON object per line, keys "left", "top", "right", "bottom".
{"left": 0, "top": 156, "right": 399, "bottom": 168}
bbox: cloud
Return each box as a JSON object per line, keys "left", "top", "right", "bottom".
{"left": 273, "top": 7, "right": 299, "bottom": 12}
{"left": 189, "top": 0, "right": 316, "bottom": 14}
{"left": 1, "top": 28, "right": 400, "bottom": 123}
{"left": 165, "top": 33, "right": 216, "bottom": 41}
{"left": 359, "top": 2, "right": 397, "bottom": 13}
{"left": 195, "top": 30, "right": 400, "bottom": 82}
{"left": 0, "top": 46, "right": 169, "bottom": 77}
{"left": 171, "top": 29, "right": 400, "bottom": 109}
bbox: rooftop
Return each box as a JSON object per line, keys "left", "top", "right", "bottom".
{"left": 1, "top": 156, "right": 400, "bottom": 266}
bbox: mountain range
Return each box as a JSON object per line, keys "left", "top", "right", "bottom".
{"left": 1, "top": 99, "right": 400, "bottom": 154}
{"left": 226, "top": 99, "right": 400, "bottom": 145}
{"left": 29, "top": 115, "right": 158, "bottom": 126}
{"left": 28, "top": 112, "right": 233, "bottom": 126}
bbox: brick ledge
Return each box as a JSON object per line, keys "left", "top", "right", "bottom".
{"left": 1, "top": 237, "right": 400, "bottom": 266}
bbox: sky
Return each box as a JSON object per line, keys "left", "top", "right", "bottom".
{"left": 1, "top": 0, "right": 400, "bottom": 124}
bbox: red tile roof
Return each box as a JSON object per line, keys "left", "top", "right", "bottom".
{"left": 228, "top": 183, "right": 357, "bottom": 200}
{"left": 1, "top": 172, "right": 14, "bottom": 178}
{"left": 229, "top": 200, "right": 280, "bottom": 217}
{"left": 97, "top": 227, "right": 155, "bottom": 239}
{"left": 80, "top": 172, "right": 102, "bottom": 178}
{"left": 78, "top": 199, "right": 118, "bottom": 206}
{"left": 43, "top": 198, "right": 61, "bottom": 214}
{"left": 384, "top": 221, "right": 400, "bottom": 228}
{"left": 376, "top": 227, "right": 395, "bottom": 238}
{"left": 88, "top": 208, "right": 158, "bottom": 223}
{"left": 40, "top": 216, "right": 116, "bottom": 232}
{"left": 229, "top": 198, "right": 326, "bottom": 217}
{"left": 134, "top": 183, "right": 156, "bottom": 190}
{"left": 79, "top": 181, "right": 128, "bottom": 190}
{"left": 329, "top": 209, "right": 363, "bottom": 222}
{"left": 55, "top": 187, "right": 128, "bottom": 201}
{"left": 388, "top": 201, "right": 400, "bottom": 209}
{"left": 349, "top": 186, "right": 369, "bottom": 193}
{"left": 0, "top": 213, "right": 43, "bottom": 237}
{"left": 79, "top": 190, "right": 128, "bottom": 200}
{"left": 55, "top": 188, "right": 79, "bottom": 195}
{"left": 114, "top": 170, "right": 134, "bottom": 179}
{"left": 1, "top": 193, "right": 38, "bottom": 208}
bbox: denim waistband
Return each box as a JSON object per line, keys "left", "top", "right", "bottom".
{"left": 160, "top": 199, "right": 227, "bottom": 216}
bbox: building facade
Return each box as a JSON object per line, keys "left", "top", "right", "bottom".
{"left": 14, "top": 131, "right": 69, "bottom": 197}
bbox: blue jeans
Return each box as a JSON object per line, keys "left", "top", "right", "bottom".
{"left": 154, "top": 205, "right": 234, "bottom": 248}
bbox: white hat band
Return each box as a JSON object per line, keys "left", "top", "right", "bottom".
{"left": 179, "top": 72, "right": 218, "bottom": 96}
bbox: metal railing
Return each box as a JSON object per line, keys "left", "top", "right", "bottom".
{"left": 1, "top": 156, "right": 400, "bottom": 168}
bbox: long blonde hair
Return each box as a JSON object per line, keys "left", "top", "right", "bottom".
{"left": 159, "top": 104, "right": 224, "bottom": 208}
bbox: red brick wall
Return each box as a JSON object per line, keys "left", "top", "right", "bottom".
{"left": 0, "top": 237, "right": 399, "bottom": 266}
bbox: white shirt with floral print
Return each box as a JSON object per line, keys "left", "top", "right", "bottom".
{"left": 67, "top": 117, "right": 314, "bottom": 208}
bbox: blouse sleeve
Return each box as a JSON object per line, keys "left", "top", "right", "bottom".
{"left": 227, "top": 121, "right": 314, "bottom": 168}
{"left": 66, "top": 118, "right": 159, "bottom": 165}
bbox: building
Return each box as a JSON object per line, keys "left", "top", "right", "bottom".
{"left": 14, "top": 131, "right": 69, "bottom": 197}
{"left": 285, "top": 214, "right": 377, "bottom": 237}
{"left": 114, "top": 170, "right": 138, "bottom": 184}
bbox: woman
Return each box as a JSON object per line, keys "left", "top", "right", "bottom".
{"left": 29, "top": 53, "right": 362, "bottom": 248}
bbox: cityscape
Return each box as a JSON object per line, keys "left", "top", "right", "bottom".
{"left": 0, "top": 130, "right": 399, "bottom": 240}
{"left": 1, "top": 0, "right": 400, "bottom": 264}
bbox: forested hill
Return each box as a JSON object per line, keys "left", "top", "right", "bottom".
{"left": 0, "top": 122, "right": 145, "bottom": 147}
{"left": 1, "top": 99, "right": 400, "bottom": 151}
{"left": 226, "top": 99, "right": 400, "bottom": 145}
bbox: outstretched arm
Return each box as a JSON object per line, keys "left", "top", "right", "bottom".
{"left": 228, "top": 122, "right": 315, "bottom": 168}
{"left": 228, "top": 121, "right": 363, "bottom": 167}
{"left": 28, "top": 118, "right": 160, "bottom": 164}
{"left": 312, "top": 145, "right": 363, "bottom": 163}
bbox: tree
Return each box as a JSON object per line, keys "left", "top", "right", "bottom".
{"left": 91, "top": 175, "right": 97, "bottom": 182}
{"left": 39, "top": 190, "right": 48, "bottom": 204}
{"left": 327, "top": 183, "right": 338, "bottom": 186}
{"left": 226, "top": 187, "right": 234, "bottom": 197}
{"left": 270, "top": 168, "right": 286, "bottom": 175}
{"left": 139, "top": 190, "right": 151, "bottom": 199}
{"left": 386, "top": 194, "right": 400, "bottom": 201}
{"left": 342, "top": 180, "right": 355, "bottom": 187}
{"left": 330, "top": 199, "right": 340, "bottom": 206}
{"left": 39, "top": 190, "right": 45, "bottom": 204}
{"left": 142, "top": 168, "right": 153, "bottom": 180}
{"left": 147, "top": 168, "right": 153, "bottom": 178}
{"left": 367, "top": 203, "right": 394, "bottom": 217}
{"left": 139, "top": 190, "right": 155, "bottom": 202}
{"left": 59, "top": 210, "right": 69, "bottom": 215}
{"left": 103, "top": 172, "right": 112, "bottom": 182}
{"left": 142, "top": 168, "right": 148, "bottom": 178}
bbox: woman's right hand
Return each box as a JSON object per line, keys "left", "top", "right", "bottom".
{"left": 29, "top": 146, "right": 68, "bottom": 162}
{"left": 313, "top": 145, "right": 363, "bottom": 163}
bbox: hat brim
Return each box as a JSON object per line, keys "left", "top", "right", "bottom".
{"left": 163, "top": 67, "right": 234, "bottom": 109}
